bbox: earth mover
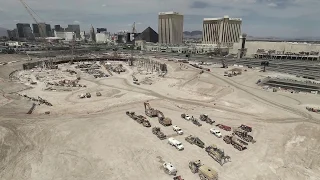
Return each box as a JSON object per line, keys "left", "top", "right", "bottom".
{"left": 233, "top": 128, "right": 255, "bottom": 143}
{"left": 189, "top": 160, "right": 218, "bottom": 180}
{"left": 223, "top": 135, "right": 247, "bottom": 151}
{"left": 239, "top": 124, "right": 252, "bottom": 132}
{"left": 157, "top": 111, "right": 172, "bottom": 126}
{"left": 191, "top": 118, "right": 202, "bottom": 126}
{"left": 205, "top": 144, "right": 231, "bottom": 166}
{"left": 152, "top": 127, "right": 166, "bottom": 140}
{"left": 185, "top": 135, "right": 205, "bottom": 148}
{"left": 144, "top": 102, "right": 158, "bottom": 117}
{"left": 200, "top": 114, "right": 215, "bottom": 125}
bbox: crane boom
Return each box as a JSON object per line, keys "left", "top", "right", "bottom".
{"left": 18, "top": 0, "right": 46, "bottom": 38}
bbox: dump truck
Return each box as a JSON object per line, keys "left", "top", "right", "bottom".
{"left": 223, "top": 135, "right": 247, "bottom": 151}
{"left": 157, "top": 111, "right": 172, "bottom": 126}
{"left": 152, "top": 127, "right": 166, "bottom": 140}
{"left": 233, "top": 128, "right": 255, "bottom": 143}
{"left": 144, "top": 101, "right": 158, "bottom": 117}
{"left": 189, "top": 160, "right": 218, "bottom": 180}
{"left": 185, "top": 135, "right": 205, "bottom": 148}
{"left": 205, "top": 144, "right": 230, "bottom": 166}
{"left": 200, "top": 114, "right": 215, "bottom": 124}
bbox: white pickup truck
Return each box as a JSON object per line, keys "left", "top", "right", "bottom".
{"left": 172, "top": 125, "right": 183, "bottom": 135}
{"left": 168, "top": 137, "right": 184, "bottom": 151}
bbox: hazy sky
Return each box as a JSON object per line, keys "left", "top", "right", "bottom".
{"left": 0, "top": 0, "right": 319, "bottom": 37}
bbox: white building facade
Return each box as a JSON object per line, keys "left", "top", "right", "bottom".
{"left": 202, "top": 15, "right": 242, "bottom": 47}
{"left": 54, "top": 31, "right": 75, "bottom": 41}
{"left": 96, "top": 32, "right": 109, "bottom": 43}
{"left": 158, "top": 12, "right": 184, "bottom": 45}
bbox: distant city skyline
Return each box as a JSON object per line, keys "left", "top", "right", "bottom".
{"left": 0, "top": 0, "right": 319, "bottom": 38}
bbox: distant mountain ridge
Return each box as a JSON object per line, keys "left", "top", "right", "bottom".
{"left": 0, "top": 27, "right": 8, "bottom": 37}
{"left": 183, "top": 31, "right": 202, "bottom": 39}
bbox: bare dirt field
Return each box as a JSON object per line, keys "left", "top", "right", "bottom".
{"left": 0, "top": 54, "right": 320, "bottom": 180}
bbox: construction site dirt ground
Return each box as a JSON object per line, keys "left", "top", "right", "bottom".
{"left": 1, "top": 54, "right": 320, "bottom": 180}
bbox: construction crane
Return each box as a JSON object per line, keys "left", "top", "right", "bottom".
{"left": 18, "top": 0, "right": 46, "bottom": 38}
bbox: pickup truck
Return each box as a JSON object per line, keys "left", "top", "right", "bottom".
{"left": 173, "top": 125, "right": 183, "bottom": 135}
{"left": 168, "top": 137, "right": 184, "bottom": 151}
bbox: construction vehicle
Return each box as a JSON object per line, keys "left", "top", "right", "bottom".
{"left": 126, "top": 111, "right": 138, "bottom": 120}
{"left": 96, "top": 91, "right": 102, "bottom": 96}
{"left": 185, "top": 135, "right": 205, "bottom": 148}
{"left": 173, "top": 176, "right": 184, "bottom": 180}
{"left": 142, "top": 119, "right": 151, "bottom": 127}
{"left": 157, "top": 111, "right": 172, "bottom": 126}
{"left": 205, "top": 144, "right": 230, "bottom": 166}
{"left": 152, "top": 127, "right": 166, "bottom": 140}
{"left": 144, "top": 101, "right": 158, "bottom": 117}
{"left": 163, "top": 162, "right": 177, "bottom": 176}
{"left": 191, "top": 118, "right": 202, "bottom": 126}
{"left": 239, "top": 124, "right": 252, "bottom": 132}
{"left": 223, "top": 135, "right": 247, "bottom": 151}
{"left": 132, "top": 75, "right": 138, "bottom": 81}
{"left": 216, "top": 124, "right": 231, "bottom": 131}
{"left": 221, "top": 59, "right": 228, "bottom": 68}
{"left": 181, "top": 113, "right": 192, "bottom": 120}
{"left": 126, "top": 112, "right": 151, "bottom": 127}
{"left": 233, "top": 128, "right": 255, "bottom": 143}
{"left": 85, "top": 93, "right": 91, "bottom": 98}
{"left": 189, "top": 160, "right": 218, "bottom": 180}
{"left": 168, "top": 138, "right": 184, "bottom": 151}
{"left": 199, "top": 114, "right": 215, "bottom": 124}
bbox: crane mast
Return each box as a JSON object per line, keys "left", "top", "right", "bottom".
{"left": 18, "top": 0, "right": 46, "bottom": 38}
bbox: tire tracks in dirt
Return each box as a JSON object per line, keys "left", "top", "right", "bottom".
{"left": 205, "top": 72, "right": 318, "bottom": 124}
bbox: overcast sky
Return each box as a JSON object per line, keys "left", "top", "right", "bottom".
{"left": 0, "top": 0, "right": 319, "bottom": 37}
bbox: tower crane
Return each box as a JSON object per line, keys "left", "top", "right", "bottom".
{"left": 18, "top": 0, "right": 46, "bottom": 38}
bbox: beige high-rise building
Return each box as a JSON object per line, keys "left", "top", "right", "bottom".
{"left": 158, "top": 12, "right": 183, "bottom": 44}
{"left": 202, "top": 15, "right": 242, "bottom": 46}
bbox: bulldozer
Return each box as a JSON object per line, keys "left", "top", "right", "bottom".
{"left": 223, "top": 135, "right": 247, "bottom": 151}
{"left": 144, "top": 102, "right": 158, "bottom": 117}
{"left": 199, "top": 114, "right": 215, "bottom": 125}
{"left": 205, "top": 144, "right": 230, "bottom": 166}
{"left": 185, "top": 135, "right": 205, "bottom": 148}
{"left": 233, "top": 128, "right": 255, "bottom": 143}
{"left": 152, "top": 127, "right": 166, "bottom": 140}
{"left": 157, "top": 111, "right": 172, "bottom": 126}
{"left": 189, "top": 160, "right": 218, "bottom": 180}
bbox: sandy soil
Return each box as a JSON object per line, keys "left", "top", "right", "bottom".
{"left": 1, "top": 54, "right": 320, "bottom": 180}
